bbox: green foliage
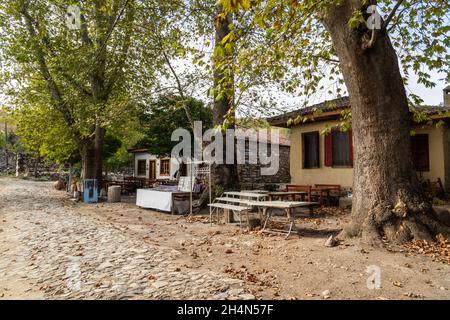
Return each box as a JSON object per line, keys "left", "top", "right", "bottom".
{"left": 0, "top": 0, "right": 165, "bottom": 168}
{"left": 103, "top": 135, "right": 122, "bottom": 161}
{"left": 12, "top": 101, "right": 79, "bottom": 164}
{"left": 214, "top": 0, "right": 449, "bottom": 120}
{"left": 348, "top": 10, "right": 365, "bottom": 30}
{"left": 338, "top": 109, "right": 352, "bottom": 132}
{"left": 135, "top": 95, "right": 213, "bottom": 156}
{"left": 1, "top": 0, "right": 448, "bottom": 169}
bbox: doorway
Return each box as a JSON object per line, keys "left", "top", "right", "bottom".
{"left": 149, "top": 160, "right": 156, "bottom": 180}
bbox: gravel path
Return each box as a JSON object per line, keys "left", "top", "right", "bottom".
{"left": 2, "top": 178, "right": 450, "bottom": 300}
{"left": 0, "top": 178, "right": 247, "bottom": 299}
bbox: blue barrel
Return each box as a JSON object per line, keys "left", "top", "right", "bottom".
{"left": 83, "top": 179, "right": 98, "bottom": 203}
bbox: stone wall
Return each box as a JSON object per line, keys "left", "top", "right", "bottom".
{"left": 0, "top": 150, "right": 56, "bottom": 178}
{"left": 237, "top": 144, "right": 290, "bottom": 190}
{"left": 0, "top": 150, "right": 16, "bottom": 175}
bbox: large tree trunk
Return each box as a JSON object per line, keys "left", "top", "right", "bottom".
{"left": 321, "top": 0, "right": 449, "bottom": 245}
{"left": 81, "top": 124, "right": 105, "bottom": 183}
{"left": 212, "top": 7, "right": 239, "bottom": 191}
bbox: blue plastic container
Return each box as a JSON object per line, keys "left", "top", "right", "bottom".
{"left": 83, "top": 179, "right": 98, "bottom": 203}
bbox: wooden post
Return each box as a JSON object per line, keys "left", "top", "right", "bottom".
{"left": 224, "top": 209, "right": 234, "bottom": 223}
{"left": 4, "top": 123, "right": 8, "bottom": 175}
{"left": 107, "top": 186, "right": 121, "bottom": 203}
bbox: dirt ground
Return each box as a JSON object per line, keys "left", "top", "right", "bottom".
{"left": 0, "top": 177, "right": 449, "bottom": 300}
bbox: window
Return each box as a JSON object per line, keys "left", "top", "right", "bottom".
{"left": 160, "top": 158, "right": 170, "bottom": 176}
{"left": 325, "top": 129, "right": 353, "bottom": 167}
{"left": 302, "top": 132, "right": 319, "bottom": 168}
{"left": 411, "top": 134, "right": 429, "bottom": 172}
{"left": 137, "top": 160, "right": 146, "bottom": 176}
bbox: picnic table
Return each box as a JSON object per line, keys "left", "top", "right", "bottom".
{"left": 250, "top": 200, "right": 318, "bottom": 239}
{"left": 240, "top": 190, "right": 268, "bottom": 194}
{"left": 267, "top": 191, "right": 307, "bottom": 201}
{"left": 223, "top": 191, "right": 267, "bottom": 201}
{"left": 211, "top": 193, "right": 319, "bottom": 236}
{"left": 210, "top": 193, "right": 266, "bottom": 228}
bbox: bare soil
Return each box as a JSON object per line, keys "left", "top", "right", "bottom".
{"left": 1, "top": 178, "right": 449, "bottom": 300}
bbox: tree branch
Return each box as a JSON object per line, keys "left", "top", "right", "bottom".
{"left": 20, "top": 1, "right": 76, "bottom": 130}
{"left": 383, "top": 0, "right": 404, "bottom": 30}
{"left": 21, "top": 3, "right": 93, "bottom": 99}
{"left": 80, "top": 14, "right": 93, "bottom": 47}
{"left": 156, "top": 36, "right": 195, "bottom": 130}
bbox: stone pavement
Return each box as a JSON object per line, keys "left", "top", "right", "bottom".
{"left": 0, "top": 179, "right": 251, "bottom": 299}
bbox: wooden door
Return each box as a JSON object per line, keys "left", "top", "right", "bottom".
{"left": 149, "top": 160, "right": 156, "bottom": 180}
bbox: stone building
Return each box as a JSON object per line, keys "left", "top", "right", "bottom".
{"left": 235, "top": 129, "right": 291, "bottom": 190}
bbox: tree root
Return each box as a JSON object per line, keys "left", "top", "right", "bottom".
{"left": 338, "top": 206, "right": 450, "bottom": 246}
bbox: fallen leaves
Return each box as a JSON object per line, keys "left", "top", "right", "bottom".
{"left": 185, "top": 215, "right": 209, "bottom": 223}
{"left": 404, "top": 234, "right": 450, "bottom": 265}
{"left": 314, "top": 207, "right": 349, "bottom": 216}
{"left": 304, "top": 292, "right": 317, "bottom": 297}
{"left": 393, "top": 281, "right": 403, "bottom": 288}
{"left": 403, "top": 292, "right": 424, "bottom": 298}
{"left": 224, "top": 265, "right": 277, "bottom": 288}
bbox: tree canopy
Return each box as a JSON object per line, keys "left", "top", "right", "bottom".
{"left": 214, "top": 0, "right": 449, "bottom": 110}
{"left": 135, "top": 95, "right": 213, "bottom": 156}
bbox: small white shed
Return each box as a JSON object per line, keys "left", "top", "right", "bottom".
{"left": 129, "top": 148, "right": 180, "bottom": 181}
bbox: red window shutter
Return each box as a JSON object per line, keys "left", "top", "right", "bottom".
{"left": 301, "top": 133, "right": 306, "bottom": 168}
{"left": 349, "top": 129, "right": 354, "bottom": 167}
{"left": 315, "top": 132, "right": 320, "bottom": 167}
{"left": 411, "top": 134, "right": 429, "bottom": 172}
{"left": 324, "top": 132, "right": 333, "bottom": 166}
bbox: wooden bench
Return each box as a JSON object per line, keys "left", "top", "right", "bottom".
{"left": 285, "top": 185, "right": 312, "bottom": 202}
{"left": 215, "top": 197, "right": 253, "bottom": 205}
{"left": 314, "top": 184, "right": 341, "bottom": 205}
{"left": 425, "top": 178, "right": 446, "bottom": 199}
{"left": 208, "top": 203, "right": 251, "bottom": 229}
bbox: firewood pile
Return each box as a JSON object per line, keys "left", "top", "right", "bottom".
{"left": 405, "top": 234, "right": 450, "bottom": 265}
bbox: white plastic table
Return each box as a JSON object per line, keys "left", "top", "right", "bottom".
{"left": 223, "top": 191, "right": 267, "bottom": 201}
{"left": 248, "top": 201, "right": 319, "bottom": 239}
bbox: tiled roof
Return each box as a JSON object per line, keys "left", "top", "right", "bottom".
{"left": 235, "top": 128, "right": 291, "bottom": 146}
{"left": 266, "top": 97, "right": 350, "bottom": 125}
{"left": 414, "top": 104, "right": 450, "bottom": 114}
{"left": 267, "top": 96, "right": 450, "bottom": 125}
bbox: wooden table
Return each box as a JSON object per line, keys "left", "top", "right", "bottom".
{"left": 250, "top": 200, "right": 318, "bottom": 239}
{"left": 106, "top": 180, "right": 135, "bottom": 194}
{"left": 311, "top": 187, "right": 335, "bottom": 205}
{"left": 267, "top": 191, "right": 307, "bottom": 201}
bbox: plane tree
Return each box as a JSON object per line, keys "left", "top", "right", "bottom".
{"left": 0, "top": 0, "right": 163, "bottom": 182}
{"left": 219, "top": 0, "right": 450, "bottom": 245}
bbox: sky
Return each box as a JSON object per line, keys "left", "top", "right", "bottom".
{"left": 405, "top": 73, "right": 448, "bottom": 106}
